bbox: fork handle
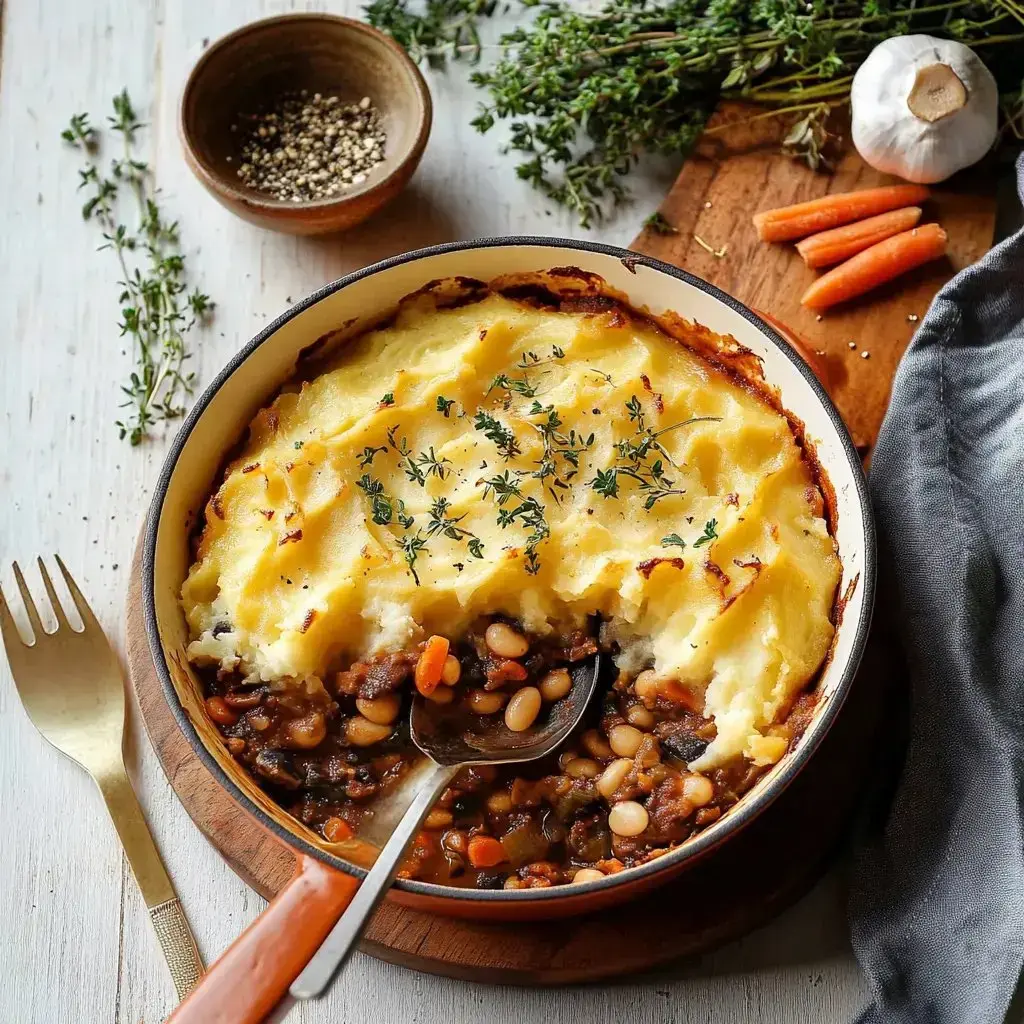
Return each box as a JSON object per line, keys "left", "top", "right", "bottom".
{"left": 97, "top": 767, "right": 205, "bottom": 1000}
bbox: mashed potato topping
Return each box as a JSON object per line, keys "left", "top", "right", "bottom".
{"left": 182, "top": 287, "right": 840, "bottom": 769}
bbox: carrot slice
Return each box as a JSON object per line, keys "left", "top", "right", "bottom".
{"left": 415, "top": 635, "right": 450, "bottom": 696}
{"left": 796, "top": 207, "right": 923, "bottom": 268}
{"left": 322, "top": 817, "right": 353, "bottom": 843}
{"left": 800, "top": 222, "right": 948, "bottom": 311}
{"left": 753, "top": 185, "right": 930, "bottom": 243}
{"left": 467, "top": 835, "right": 507, "bottom": 869}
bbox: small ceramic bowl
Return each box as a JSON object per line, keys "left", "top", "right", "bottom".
{"left": 179, "top": 13, "right": 432, "bottom": 235}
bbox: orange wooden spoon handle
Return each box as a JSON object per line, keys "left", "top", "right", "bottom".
{"left": 753, "top": 308, "right": 831, "bottom": 393}
{"left": 168, "top": 854, "right": 359, "bottom": 1024}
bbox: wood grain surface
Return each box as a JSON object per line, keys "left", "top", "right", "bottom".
{"left": 631, "top": 104, "right": 996, "bottom": 452}
{"left": 126, "top": 539, "right": 892, "bottom": 986}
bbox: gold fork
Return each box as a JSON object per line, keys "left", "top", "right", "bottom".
{"left": 0, "top": 556, "right": 204, "bottom": 1001}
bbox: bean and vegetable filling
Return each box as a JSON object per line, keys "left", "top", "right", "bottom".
{"left": 202, "top": 617, "right": 814, "bottom": 889}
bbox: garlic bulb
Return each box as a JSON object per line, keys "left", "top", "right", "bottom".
{"left": 851, "top": 35, "right": 998, "bottom": 183}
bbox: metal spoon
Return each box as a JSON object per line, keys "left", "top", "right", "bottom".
{"left": 289, "top": 654, "right": 603, "bottom": 1001}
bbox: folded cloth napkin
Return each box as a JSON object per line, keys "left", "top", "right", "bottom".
{"left": 850, "top": 154, "right": 1024, "bottom": 1024}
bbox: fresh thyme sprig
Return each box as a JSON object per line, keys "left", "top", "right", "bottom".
{"left": 363, "top": 0, "right": 500, "bottom": 67}
{"left": 369, "top": 0, "right": 1024, "bottom": 226}
{"left": 357, "top": 474, "right": 395, "bottom": 526}
{"left": 591, "top": 395, "right": 720, "bottom": 511}
{"left": 481, "top": 470, "right": 549, "bottom": 574}
{"left": 528, "top": 401, "right": 593, "bottom": 502}
{"left": 474, "top": 410, "right": 521, "bottom": 461}
{"left": 488, "top": 372, "right": 540, "bottom": 399}
{"left": 62, "top": 90, "right": 213, "bottom": 445}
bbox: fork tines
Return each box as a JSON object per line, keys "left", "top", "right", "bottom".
{"left": 0, "top": 556, "right": 91, "bottom": 647}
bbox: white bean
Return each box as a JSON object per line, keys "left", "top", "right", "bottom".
{"left": 345, "top": 715, "right": 392, "bottom": 747}
{"left": 581, "top": 728, "right": 613, "bottom": 759}
{"left": 539, "top": 668, "right": 571, "bottom": 702}
{"left": 355, "top": 694, "right": 401, "bottom": 725}
{"left": 626, "top": 703, "right": 655, "bottom": 729}
{"left": 609, "top": 723, "right": 644, "bottom": 758}
{"left": 504, "top": 686, "right": 541, "bottom": 732}
{"left": 440, "top": 654, "right": 461, "bottom": 685}
{"left": 682, "top": 773, "right": 714, "bottom": 807}
{"left": 573, "top": 868, "right": 605, "bottom": 883}
{"left": 485, "top": 622, "right": 529, "bottom": 659}
{"left": 565, "top": 757, "right": 600, "bottom": 780}
{"left": 597, "top": 758, "right": 633, "bottom": 800}
{"left": 608, "top": 800, "right": 649, "bottom": 837}
{"left": 468, "top": 689, "right": 506, "bottom": 715}
{"left": 425, "top": 685, "right": 455, "bottom": 705}
{"left": 633, "top": 670, "right": 659, "bottom": 709}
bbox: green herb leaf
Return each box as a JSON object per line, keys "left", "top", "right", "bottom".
{"left": 474, "top": 411, "right": 521, "bottom": 461}
{"left": 380, "top": 392, "right": 396, "bottom": 407}
{"left": 63, "top": 92, "right": 213, "bottom": 444}
{"left": 643, "top": 212, "right": 678, "bottom": 235}
{"left": 591, "top": 468, "right": 619, "bottom": 499}
{"left": 693, "top": 519, "right": 719, "bottom": 548}
{"left": 661, "top": 533, "right": 687, "bottom": 552}
{"left": 436, "top": 395, "right": 456, "bottom": 417}
{"left": 358, "top": 445, "right": 388, "bottom": 468}
{"left": 356, "top": 473, "right": 394, "bottom": 526}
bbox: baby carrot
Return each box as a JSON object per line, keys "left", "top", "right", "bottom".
{"left": 415, "top": 635, "right": 450, "bottom": 696}
{"left": 800, "top": 222, "right": 948, "bottom": 311}
{"left": 467, "top": 835, "right": 507, "bottom": 869}
{"left": 796, "top": 207, "right": 923, "bottom": 268}
{"left": 753, "top": 184, "right": 930, "bottom": 243}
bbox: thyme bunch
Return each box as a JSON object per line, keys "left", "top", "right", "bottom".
{"left": 369, "top": 0, "right": 1024, "bottom": 226}
{"left": 62, "top": 90, "right": 213, "bottom": 444}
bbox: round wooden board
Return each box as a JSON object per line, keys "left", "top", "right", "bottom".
{"left": 127, "top": 540, "right": 892, "bottom": 984}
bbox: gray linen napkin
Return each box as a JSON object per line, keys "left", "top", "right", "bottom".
{"left": 849, "top": 154, "right": 1024, "bottom": 1024}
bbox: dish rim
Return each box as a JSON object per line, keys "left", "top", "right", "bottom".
{"left": 142, "top": 236, "right": 876, "bottom": 903}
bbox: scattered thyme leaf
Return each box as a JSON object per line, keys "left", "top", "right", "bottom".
{"left": 693, "top": 518, "right": 720, "bottom": 548}
{"left": 400, "top": 532, "right": 428, "bottom": 585}
{"left": 436, "top": 395, "right": 456, "bottom": 417}
{"left": 661, "top": 533, "right": 687, "bottom": 552}
{"left": 591, "top": 468, "right": 619, "bottom": 499}
{"left": 644, "top": 212, "right": 678, "bottom": 235}
{"left": 380, "top": 392, "right": 396, "bottom": 407}
{"left": 417, "top": 446, "right": 453, "bottom": 481}
{"left": 358, "top": 445, "right": 388, "bottom": 468}
{"left": 387, "top": 425, "right": 427, "bottom": 485}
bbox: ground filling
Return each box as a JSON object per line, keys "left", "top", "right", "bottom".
{"left": 201, "top": 615, "right": 817, "bottom": 889}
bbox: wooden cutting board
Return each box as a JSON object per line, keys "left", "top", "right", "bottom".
{"left": 630, "top": 103, "right": 996, "bottom": 452}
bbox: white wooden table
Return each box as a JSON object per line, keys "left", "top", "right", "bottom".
{"left": 0, "top": 1, "right": 867, "bottom": 1020}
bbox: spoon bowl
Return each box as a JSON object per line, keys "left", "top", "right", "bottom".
{"left": 289, "top": 654, "right": 603, "bottom": 1001}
